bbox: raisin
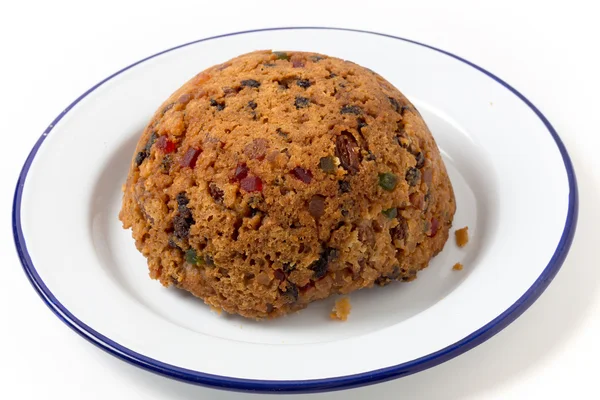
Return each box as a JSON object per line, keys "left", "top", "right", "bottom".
{"left": 280, "top": 282, "right": 299, "bottom": 302}
{"left": 273, "top": 51, "right": 289, "bottom": 60}
{"left": 391, "top": 217, "right": 409, "bottom": 242}
{"left": 378, "top": 172, "right": 398, "bottom": 191}
{"left": 161, "top": 103, "right": 174, "bottom": 115}
{"left": 382, "top": 207, "right": 397, "bottom": 219}
{"left": 185, "top": 249, "right": 199, "bottom": 265}
{"left": 247, "top": 100, "right": 257, "bottom": 110}
{"left": 181, "top": 147, "right": 201, "bottom": 168}
{"left": 290, "top": 167, "right": 313, "bottom": 183}
{"left": 134, "top": 151, "right": 147, "bottom": 166}
{"left": 328, "top": 72, "right": 337, "bottom": 78}
{"left": 340, "top": 105, "right": 362, "bottom": 115}
{"left": 341, "top": 209, "right": 349, "bottom": 217}
{"left": 335, "top": 133, "right": 361, "bottom": 174}
{"left": 240, "top": 175, "right": 263, "bottom": 192}
{"left": 244, "top": 138, "right": 268, "bottom": 160}
{"left": 161, "top": 155, "right": 172, "bottom": 173}
{"left": 428, "top": 218, "right": 440, "bottom": 237}
{"left": 357, "top": 118, "right": 367, "bottom": 133}
{"left": 283, "top": 263, "right": 295, "bottom": 274}
{"left": 276, "top": 128, "right": 289, "bottom": 140}
{"left": 388, "top": 97, "right": 401, "bottom": 113}
{"left": 310, "top": 248, "right": 338, "bottom": 280}
{"left": 338, "top": 180, "right": 351, "bottom": 193}
{"left": 204, "top": 255, "right": 215, "bottom": 267}
{"left": 241, "top": 79, "right": 260, "bottom": 88}
{"left": 405, "top": 167, "right": 421, "bottom": 186}
{"left": 292, "top": 59, "right": 305, "bottom": 68}
{"left": 274, "top": 269, "right": 285, "bottom": 281}
{"left": 357, "top": 224, "right": 375, "bottom": 247}
{"left": 232, "top": 163, "right": 249, "bottom": 182}
{"left": 209, "top": 99, "right": 225, "bottom": 111}
{"left": 308, "top": 195, "right": 326, "bottom": 220}
{"left": 208, "top": 183, "right": 224, "bottom": 204}
{"left": 319, "top": 156, "right": 336, "bottom": 173}
{"left": 310, "top": 55, "right": 324, "bottom": 62}
{"left": 263, "top": 63, "right": 276, "bottom": 67}
{"left": 296, "top": 79, "right": 311, "bottom": 88}
{"left": 415, "top": 152, "right": 425, "bottom": 169}
{"left": 295, "top": 96, "right": 310, "bottom": 109}
{"left": 173, "top": 214, "right": 193, "bottom": 239}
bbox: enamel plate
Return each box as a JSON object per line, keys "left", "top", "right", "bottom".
{"left": 13, "top": 28, "right": 577, "bottom": 393}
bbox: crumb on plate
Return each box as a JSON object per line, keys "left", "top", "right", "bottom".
{"left": 455, "top": 226, "right": 469, "bottom": 247}
{"left": 452, "top": 262, "right": 463, "bottom": 271}
{"left": 330, "top": 297, "right": 351, "bottom": 321}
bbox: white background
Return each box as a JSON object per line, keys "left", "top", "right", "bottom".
{"left": 1, "top": 0, "right": 598, "bottom": 399}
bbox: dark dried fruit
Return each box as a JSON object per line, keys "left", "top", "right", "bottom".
{"left": 185, "top": 249, "right": 199, "bottom": 265}
{"left": 208, "top": 183, "right": 224, "bottom": 204}
{"left": 295, "top": 96, "right": 310, "bottom": 109}
{"left": 405, "top": 167, "right": 421, "bottom": 186}
{"left": 161, "top": 155, "right": 172, "bottom": 173}
{"left": 378, "top": 172, "right": 398, "bottom": 191}
{"left": 382, "top": 207, "right": 397, "bottom": 219}
{"left": 283, "top": 263, "right": 295, "bottom": 274}
{"left": 310, "top": 55, "right": 324, "bottom": 62}
{"left": 276, "top": 128, "right": 289, "bottom": 140}
{"left": 308, "top": 195, "right": 326, "bottom": 220}
{"left": 156, "top": 135, "right": 176, "bottom": 153}
{"left": 338, "top": 180, "right": 351, "bottom": 193}
{"left": 296, "top": 79, "right": 311, "bottom": 88}
{"left": 340, "top": 105, "right": 362, "bottom": 115}
{"left": 263, "top": 63, "right": 276, "bottom": 67}
{"left": 335, "top": 133, "right": 361, "bottom": 174}
{"left": 176, "top": 192, "right": 189, "bottom": 208}
{"left": 292, "top": 59, "right": 305, "bottom": 68}
{"left": 209, "top": 99, "right": 225, "bottom": 111}
{"left": 274, "top": 269, "right": 285, "bottom": 281}
{"left": 310, "top": 248, "right": 338, "bottom": 280}
{"left": 290, "top": 167, "right": 313, "bottom": 183}
{"left": 134, "top": 151, "right": 147, "bottom": 166}
{"left": 391, "top": 217, "right": 409, "bottom": 242}
{"left": 388, "top": 97, "right": 401, "bottom": 113}
{"left": 247, "top": 100, "right": 257, "bottom": 110}
{"left": 241, "top": 79, "right": 261, "bottom": 88}
{"left": 415, "top": 152, "right": 425, "bottom": 169}
{"left": 357, "top": 224, "right": 375, "bottom": 247}
{"left": 204, "top": 255, "right": 215, "bottom": 267}
{"left": 240, "top": 175, "right": 263, "bottom": 192}
{"left": 273, "top": 51, "right": 289, "bottom": 60}
{"left": 161, "top": 103, "right": 174, "bottom": 115}
{"left": 319, "top": 156, "right": 336, "bottom": 173}
{"left": 233, "top": 163, "right": 249, "bottom": 181}
{"left": 328, "top": 72, "right": 337, "bottom": 78}
{"left": 244, "top": 138, "right": 268, "bottom": 160}
{"left": 357, "top": 118, "right": 368, "bottom": 133}
{"left": 280, "top": 282, "right": 299, "bottom": 302}
{"left": 181, "top": 147, "right": 201, "bottom": 168}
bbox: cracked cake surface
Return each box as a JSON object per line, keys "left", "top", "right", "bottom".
{"left": 119, "top": 50, "right": 456, "bottom": 319}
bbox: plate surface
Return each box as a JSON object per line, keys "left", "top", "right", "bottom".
{"left": 12, "top": 27, "right": 577, "bottom": 393}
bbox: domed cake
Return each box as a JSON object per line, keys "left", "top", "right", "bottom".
{"left": 119, "top": 50, "right": 456, "bottom": 319}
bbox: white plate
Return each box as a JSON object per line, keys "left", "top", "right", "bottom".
{"left": 12, "top": 27, "right": 577, "bottom": 393}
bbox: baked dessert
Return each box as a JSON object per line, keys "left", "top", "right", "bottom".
{"left": 119, "top": 50, "right": 456, "bottom": 319}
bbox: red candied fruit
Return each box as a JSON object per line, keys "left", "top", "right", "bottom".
{"left": 428, "top": 217, "right": 439, "bottom": 237}
{"left": 181, "top": 147, "right": 201, "bottom": 168}
{"left": 292, "top": 59, "right": 305, "bottom": 68}
{"left": 290, "top": 167, "right": 313, "bottom": 183}
{"left": 232, "top": 163, "right": 249, "bottom": 181}
{"left": 240, "top": 175, "right": 263, "bottom": 193}
{"left": 156, "top": 136, "right": 176, "bottom": 153}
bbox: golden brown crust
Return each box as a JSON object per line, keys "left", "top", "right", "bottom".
{"left": 119, "top": 50, "right": 456, "bottom": 319}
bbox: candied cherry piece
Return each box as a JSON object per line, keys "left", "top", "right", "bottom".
{"left": 233, "top": 163, "right": 249, "bottom": 181}
{"left": 290, "top": 167, "right": 313, "bottom": 183}
{"left": 181, "top": 148, "right": 201, "bottom": 168}
{"left": 156, "top": 135, "right": 176, "bottom": 153}
{"left": 240, "top": 175, "right": 263, "bottom": 192}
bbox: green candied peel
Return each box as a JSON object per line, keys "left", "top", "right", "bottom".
{"left": 378, "top": 172, "right": 398, "bottom": 191}
{"left": 382, "top": 207, "right": 397, "bottom": 219}
{"left": 185, "top": 249, "right": 204, "bottom": 265}
{"left": 319, "top": 156, "right": 336, "bottom": 174}
{"left": 273, "top": 51, "right": 290, "bottom": 60}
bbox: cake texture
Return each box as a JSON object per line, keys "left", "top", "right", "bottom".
{"left": 119, "top": 50, "right": 456, "bottom": 319}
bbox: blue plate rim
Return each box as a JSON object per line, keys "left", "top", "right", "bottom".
{"left": 11, "top": 26, "right": 578, "bottom": 394}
